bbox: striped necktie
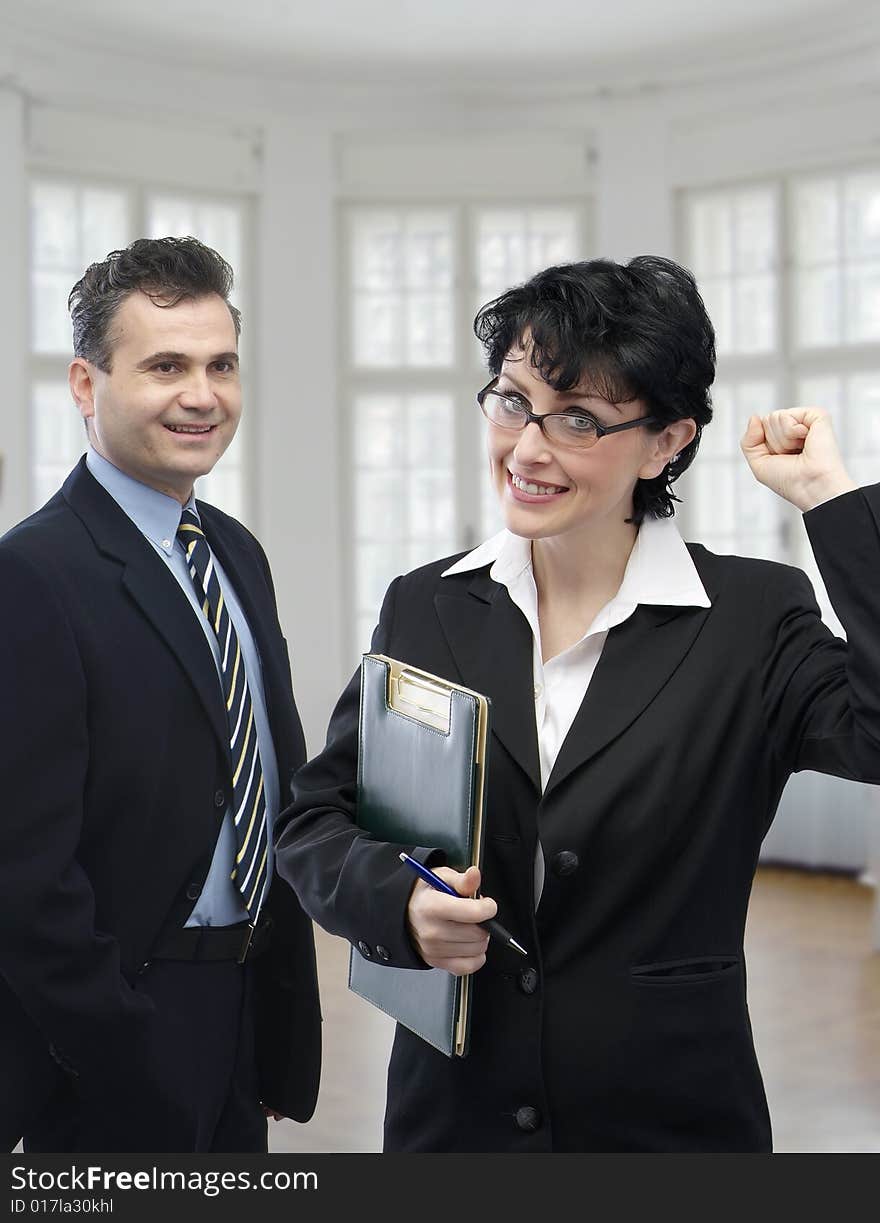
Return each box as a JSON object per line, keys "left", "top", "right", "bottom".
{"left": 177, "top": 509, "right": 269, "bottom": 921}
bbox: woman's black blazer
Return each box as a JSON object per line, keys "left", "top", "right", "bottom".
{"left": 275, "top": 485, "right": 880, "bottom": 1152}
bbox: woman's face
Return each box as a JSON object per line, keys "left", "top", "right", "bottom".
{"left": 487, "top": 348, "right": 686, "bottom": 543}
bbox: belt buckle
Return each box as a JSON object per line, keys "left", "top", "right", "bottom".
{"left": 237, "top": 922, "right": 256, "bottom": 964}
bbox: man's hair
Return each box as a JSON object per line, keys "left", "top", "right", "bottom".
{"left": 473, "top": 255, "right": 715, "bottom": 523}
{"left": 68, "top": 235, "right": 242, "bottom": 372}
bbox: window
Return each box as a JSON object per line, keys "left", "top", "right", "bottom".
{"left": 352, "top": 390, "right": 456, "bottom": 652}
{"left": 792, "top": 171, "right": 880, "bottom": 348}
{"left": 344, "top": 202, "right": 590, "bottom": 656}
{"left": 28, "top": 177, "right": 250, "bottom": 519}
{"left": 30, "top": 181, "right": 129, "bottom": 508}
{"left": 682, "top": 168, "right": 880, "bottom": 871}
{"left": 788, "top": 170, "right": 880, "bottom": 629}
{"left": 351, "top": 209, "right": 455, "bottom": 369}
{"left": 687, "top": 186, "right": 778, "bottom": 355}
{"left": 680, "top": 183, "right": 784, "bottom": 560}
{"left": 681, "top": 168, "right": 880, "bottom": 579}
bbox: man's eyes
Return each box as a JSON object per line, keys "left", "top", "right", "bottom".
{"left": 150, "top": 361, "right": 237, "bottom": 374}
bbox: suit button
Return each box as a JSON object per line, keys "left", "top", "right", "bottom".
{"left": 357, "top": 941, "right": 373, "bottom": 959}
{"left": 376, "top": 945, "right": 391, "bottom": 961}
{"left": 518, "top": 967, "right": 539, "bottom": 995}
{"left": 185, "top": 883, "right": 202, "bottom": 901}
{"left": 515, "top": 1106, "right": 542, "bottom": 1132}
{"left": 551, "top": 850, "right": 579, "bottom": 878}
{"left": 214, "top": 789, "right": 226, "bottom": 809}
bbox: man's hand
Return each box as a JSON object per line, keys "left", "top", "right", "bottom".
{"left": 406, "top": 865, "right": 495, "bottom": 976}
{"left": 262, "top": 1104, "right": 286, "bottom": 1121}
{"left": 741, "top": 408, "right": 857, "bottom": 512}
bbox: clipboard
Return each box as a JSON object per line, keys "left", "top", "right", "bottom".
{"left": 348, "top": 653, "right": 491, "bottom": 1057}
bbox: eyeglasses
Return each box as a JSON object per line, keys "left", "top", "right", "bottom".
{"left": 477, "top": 378, "right": 658, "bottom": 450}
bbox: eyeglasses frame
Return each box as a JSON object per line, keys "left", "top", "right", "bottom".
{"left": 477, "top": 377, "right": 659, "bottom": 447}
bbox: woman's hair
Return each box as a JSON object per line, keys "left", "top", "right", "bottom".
{"left": 474, "top": 255, "right": 715, "bottom": 523}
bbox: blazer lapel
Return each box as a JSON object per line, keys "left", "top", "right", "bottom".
{"left": 544, "top": 601, "right": 712, "bottom": 799}
{"left": 435, "top": 572, "right": 542, "bottom": 794}
{"left": 121, "top": 561, "right": 231, "bottom": 758}
{"left": 63, "top": 461, "right": 231, "bottom": 761}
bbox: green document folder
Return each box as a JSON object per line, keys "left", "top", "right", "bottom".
{"left": 349, "top": 653, "right": 491, "bottom": 1057}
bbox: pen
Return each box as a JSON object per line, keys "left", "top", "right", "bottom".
{"left": 399, "top": 852, "right": 528, "bottom": 957}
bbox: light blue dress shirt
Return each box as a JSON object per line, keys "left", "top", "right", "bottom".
{"left": 86, "top": 448, "right": 279, "bottom": 927}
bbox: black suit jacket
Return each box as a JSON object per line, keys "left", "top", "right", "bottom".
{"left": 276, "top": 485, "right": 880, "bottom": 1152}
{"left": 0, "top": 458, "right": 321, "bottom": 1150}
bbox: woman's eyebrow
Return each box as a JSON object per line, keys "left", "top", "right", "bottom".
{"left": 496, "top": 371, "right": 529, "bottom": 395}
{"left": 498, "top": 371, "right": 622, "bottom": 413}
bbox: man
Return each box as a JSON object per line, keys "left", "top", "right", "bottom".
{"left": 0, "top": 237, "right": 321, "bottom": 1152}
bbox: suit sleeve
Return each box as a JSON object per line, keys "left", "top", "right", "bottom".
{"left": 760, "top": 484, "right": 880, "bottom": 780}
{"left": 0, "top": 547, "right": 168, "bottom": 1113}
{"left": 273, "top": 576, "right": 441, "bottom": 970}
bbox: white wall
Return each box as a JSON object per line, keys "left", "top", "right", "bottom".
{"left": 256, "top": 120, "right": 345, "bottom": 741}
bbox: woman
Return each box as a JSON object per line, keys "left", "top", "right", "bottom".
{"left": 274, "top": 256, "right": 878, "bottom": 1152}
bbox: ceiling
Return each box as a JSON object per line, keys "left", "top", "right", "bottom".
{"left": 2, "top": 0, "right": 871, "bottom": 86}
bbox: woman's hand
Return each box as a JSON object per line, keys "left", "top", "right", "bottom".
{"left": 406, "top": 865, "right": 495, "bottom": 976}
{"left": 741, "top": 409, "right": 857, "bottom": 512}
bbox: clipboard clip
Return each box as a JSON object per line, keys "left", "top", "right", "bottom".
{"left": 389, "top": 668, "right": 452, "bottom": 733}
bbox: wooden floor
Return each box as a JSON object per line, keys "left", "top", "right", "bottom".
{"left": 271, "top": 866, "right": 880, "bottom": 1153}
{"left": 742, "top": 867, "right": 880, "bottom": 1153}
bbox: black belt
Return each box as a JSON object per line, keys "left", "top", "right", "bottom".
{"left": 150, "top": 913, "right": 273, "bottom": 965}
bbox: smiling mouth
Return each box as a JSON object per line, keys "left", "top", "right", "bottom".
{"left": 165, "top": 424, "right": 216, "bottom": 434}
{"left": 509, "top": 471, "right": 569, "bottom": 496}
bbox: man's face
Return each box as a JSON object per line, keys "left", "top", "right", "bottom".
{"left": 71, "top": 290, "right": 242, "bottom": 503}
